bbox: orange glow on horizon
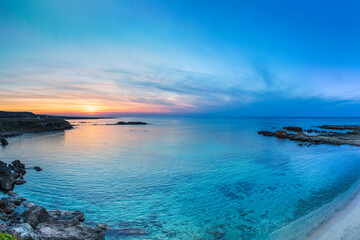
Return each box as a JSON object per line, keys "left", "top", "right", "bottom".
{"left": 1, "top": 101, "right": 191, "bottom": 116}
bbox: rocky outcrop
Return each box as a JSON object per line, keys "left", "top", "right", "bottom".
{"left": 318, "top": 125, "right": 360, "bottom": 130}
{"left": 258, "top": 128, "right": 360, "bottom": 146}
{"left": 93, "top": 121, "right": 148, "bottom": 126}
{"left": 0, "top": 160, "right": 27, "bottom": 192}
{"left": 0, "top": 111, "right": 36, "bottom": 119}
{"left": 0, "top": 197, "right": 106, "bottom": 240}
{"left": 283, "top": 126, "right": 303, "bottom": 132}
{"left": 0, "top": 160, "right": 106, "bottom": 239}
{"left": 0, "top": 118, "right": 73, "bottom": 139}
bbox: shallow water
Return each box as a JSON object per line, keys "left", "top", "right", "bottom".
{"left": 2, "top": 117, "right": 360, "bottom": 239}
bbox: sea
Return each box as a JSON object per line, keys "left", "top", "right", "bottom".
{"left": 2, "top": 117, "right": 360, "bottom": 239}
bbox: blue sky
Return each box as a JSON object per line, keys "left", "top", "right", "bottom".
{"left": 1, "top": 0, "right": 360, "bottom": 116}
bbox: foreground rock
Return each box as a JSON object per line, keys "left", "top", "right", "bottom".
{"left": 258, "top": 126, "right": 360, "bottom": 147}
{"left": 0, "top": 161, "right": 106, "bottom": 239}
{"left": 0, "top": 160, "right": 27, "bottom": 192}
{"left": 0, "top": 197, "right": 105, "bottom": 240}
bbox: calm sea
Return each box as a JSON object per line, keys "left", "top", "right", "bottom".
{"left": 2, "top": 117, "right": 360, "bottom": 239}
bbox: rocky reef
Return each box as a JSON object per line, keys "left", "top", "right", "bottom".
{"left": 0, "top": 160, "right": 106, "bottom": 240}
{"left": 92, "top": 121, "right": 148, "bottom": 126}
{"left": 258, "top": 125, "right": 360, "bottom": 146}
{"left": 115, "top": 121, "right": 147, "bottom": 125}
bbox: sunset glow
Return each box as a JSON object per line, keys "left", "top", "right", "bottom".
{"left": 1, "top": 1, "right": 360, "bottom": 116}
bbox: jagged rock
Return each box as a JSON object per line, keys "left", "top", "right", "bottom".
{"left": 296, "top": 132, "right": 307, "bottom": 137}
{"left": 23, "top": 205, "right": 50, "bottom": 228}
{"left": 0, "top": 198, "right": 16, "bottom": 214}
{"left": 8, "top": 223, "right": 38, "bottom": 240}
{"left": 0, "top": 138, "right": 8, "bottom": 146}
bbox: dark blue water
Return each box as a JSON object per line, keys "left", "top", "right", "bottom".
{"left": 1, "top": 117, "right": 360, "bottom": 239}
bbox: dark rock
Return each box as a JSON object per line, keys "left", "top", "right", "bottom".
{"left": 0, "top": 117, "right": 73, "bottom": 138}
{"left": 307, "top": 129, "right": 313, "bottom": 133}
{"left": 23, "top": 205, "right": 50, "bottom": 228}
{"left": 275, "top": 130, "right": 288, "bottom": 138}
{"left": 97, "top": 223, "right": 108, "bottom": 230}
{"left": 319, "top": 125, "right": 360, "bottom": 130}
{"left": 298, "top": 144, "right": 303, "bottom": 146}
{"left": 14, "top": 179, "right": 26, "bottom": 185}
{"left": 0, "top": 138, "right": 8, "bottom": 146}
{"left": 34, "top": 166, "right": 42, "bottom": 171}
{"left": 296, "top": 132, "right": 307, "bottom": 137}
{"left": 116, "top": 121, "right": 147, "bottom": 125}
{"left": 283, "top": 126, "right": 303, "bottom": 132}
{"left": 0, "top": 198, "right": 16, "bottom": 214}
{"left": 1, "top": 177, "right": 15, "bottom": 192}
{"left": 9, "top": 212, "right": 21, "bottom": 224}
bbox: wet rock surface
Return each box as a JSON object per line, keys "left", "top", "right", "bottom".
{"left": 258, "top": 125, "right": 360, "bottom": 146}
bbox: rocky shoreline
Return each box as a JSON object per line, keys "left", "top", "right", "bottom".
{"left": 0, "top": 160, "right": 107, "bottom": 240}
{"left": 258, "top": 125, "right": 360, "bottom": 146}
{"left": 0, "top": 118, "right": 73, "bottom": 146}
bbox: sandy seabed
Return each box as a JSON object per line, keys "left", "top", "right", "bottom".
{"left": 270, "top": 179, "right": 360, "bottom": 240}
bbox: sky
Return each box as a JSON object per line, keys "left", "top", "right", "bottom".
{"left": 1, "top": 0, "right": 360, "bottom": 116}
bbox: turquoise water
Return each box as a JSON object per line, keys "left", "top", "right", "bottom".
{"left": 2, "top": 117, "right": 360, "bottom": 239}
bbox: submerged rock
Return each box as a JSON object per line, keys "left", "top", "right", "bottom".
{"left": 107, "top": 228, "right": 148, "bottom": 236}
{"left": 0, "top": 138, "right": 8, "bottom": 146}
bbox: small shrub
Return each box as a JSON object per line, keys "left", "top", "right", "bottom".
{"left": 0, "top": 233, "right": 16, "bottom": 240}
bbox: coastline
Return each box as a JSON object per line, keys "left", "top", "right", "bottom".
{"left": 308, "top": 184, "right": 360, "bottom": 240}
{"left": 270, "top": 179, "right": 360, "bottom": 240}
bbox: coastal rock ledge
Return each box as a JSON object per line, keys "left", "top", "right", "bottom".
{"left": 0, "top": 160, "right": 106, "bottom": 240}
{"left": 0, "top": 198, "right": 106, "bottom": 240}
